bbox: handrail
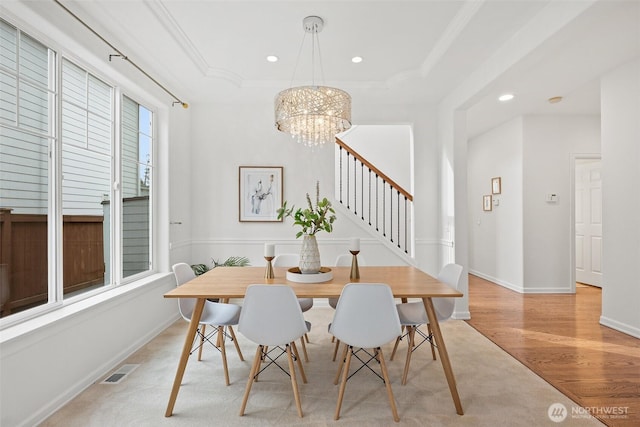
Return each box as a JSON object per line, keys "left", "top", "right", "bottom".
{"left": 335, "top": 137, "right": 413, "bottom": 201}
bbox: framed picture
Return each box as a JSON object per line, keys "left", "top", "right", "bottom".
{"left": 239, "top": 166, "right": 283, "bottom": 222}
{"left": 483, "top": 195, "right": 493, "bottom": 211}
{"left": 492, "top": 177, "right": 502, "bottom": 194}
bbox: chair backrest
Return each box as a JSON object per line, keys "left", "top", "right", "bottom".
{"left": 172, "top": 263, "right": 197, "bottom": 321}
{"left": 173, "top": 262, "right": 196, "bottom": 285}
{"left": 239, "top": 285, "right": 308, "bottom": 346}
{"left": 330, "top": 283, "right": 401, "bottom": 348}
{"left": 273, "top": 253, "right": 300, "bottom": 267}
{"left": 434, "top": 263, "right": 463, "bottom": 321}
{"left": 334, "top": 253, "right": 367, "bottom": 267}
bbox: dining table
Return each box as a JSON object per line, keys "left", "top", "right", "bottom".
{"left": 163, "top": 265, "right": 465, "bottom": 417}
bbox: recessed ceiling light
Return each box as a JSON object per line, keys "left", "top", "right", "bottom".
{"left": 266, "top": 55, "right": 278, "bottom": 63}
{"left": 351, "top": 56, "right": 363, "bottom": 63}
{"left": 548, "top": 96, "right": 563, "bottom": 104}
{"left": 498, "top": 93, "right": 515, "bottom": 102}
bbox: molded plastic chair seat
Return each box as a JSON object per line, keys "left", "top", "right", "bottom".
{"left": 329, "top": 283, "right": 401, "bottom": 422}
{"left": 396, "top": 301, "right": 428, "bottom": 325}
{"left": 273, "top": 253, "right": 313, "bottom": 358}
{"left": 329, "top": 253, "right": 367, "bottom": 359}
{"left": 273, "top": 254, "right": 314, "bottom": 312}
{"left": 172, "top": 263, "right": 244, "bottom": 386}
{"left": 391, "top": 263, "right": 463, "bottom": 385}
{"left": 238, "top": 284, "right": 309, "bottom": 418}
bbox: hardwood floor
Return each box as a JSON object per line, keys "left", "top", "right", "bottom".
{"left": 466, "top": 274, "right": 640, "bottom": 427}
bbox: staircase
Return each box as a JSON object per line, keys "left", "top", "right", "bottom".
{"left": 335, "top": 137, "right": 414, "bottom": 257}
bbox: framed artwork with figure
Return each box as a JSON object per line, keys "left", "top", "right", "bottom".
{"left": 239, "top": 166, "right": 283, "bottom": 222}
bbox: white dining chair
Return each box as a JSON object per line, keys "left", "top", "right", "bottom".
{"left": 273, "top": 253, "right": 313, "bottom": 361}
{"left": 329, "top": 283, "right": 401, "bottom": 422}
{"left": 172, "top": 263, "right": 244, "bottom": 385}
{"left": 390, "top": 263, "right": 463, "bottom": 385}
{"left": 328, "top": 253, "right": 367, "bottom": 361}
{"left": 238, "top": 284, "right": 310, "bottom": 418}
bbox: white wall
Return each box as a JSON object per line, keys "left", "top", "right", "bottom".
{"left": 468, "top": 117, "right": 524, "bottom": 291}
{"left": 0, "top": 275, "right": 178, "bottom": 426}
{"left": 522, "top": 115, "right": 600, "bottom": 292}
{"left": 600, "top": 59, "right": 640, "bottom": 338}
{"left": 339, "top": 124, "right": 413, "bottom": 193}
{"left": 168, "top": 106, "right": 193, "bottom": 265}
{"left": 186, "top": 95, "right": 442, "bottom": 275}
{"left": 467, "top": 115, "right": 600, "bottom": 293}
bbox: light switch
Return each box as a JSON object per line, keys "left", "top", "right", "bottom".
{"left": 546, "top": 193, "right": 558, "bottom": 203}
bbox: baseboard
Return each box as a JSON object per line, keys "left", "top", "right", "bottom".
{"left": 452, "top": 310, "right": 471, "bottom": 320}
{"left": 469, "top": 270, "right": 574, "bottom": 293}
{"left": 469, "top": 270, "right": 525, "bottom": 293}
{"left": 599, "top": 315, "right": 640, "bottom": 339}
{"left": 24, "top": 314, "right": 180, "bottom": 427}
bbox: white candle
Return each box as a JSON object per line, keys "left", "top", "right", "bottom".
{"left": 349, "top": 238, "right": 360, "bottom": 252}
{"left": 264, "top": 243, "right": 275, "bottom": 257}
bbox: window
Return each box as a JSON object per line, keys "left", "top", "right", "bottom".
{"left": 121, "top": 96, "right": 153, "bottom": 279}
{"left": 0, "top": 18, "right": 156, "bottom": 323}
{"left": 0, "top": 18, "right": 54, "bottom": 316}
{"left": 61, "top": 59, "right": 113, "bottom": 298}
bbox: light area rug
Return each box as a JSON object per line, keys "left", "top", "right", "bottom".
{"left": 41, "top": 308, "right": 603, "bottom": 426}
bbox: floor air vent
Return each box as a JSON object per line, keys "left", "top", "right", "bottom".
{"left": 101, "top": 364, "right": 140, "bottom": 384}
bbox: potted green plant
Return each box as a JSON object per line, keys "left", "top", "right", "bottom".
{"left": 191, "top": 256, "right": 250, "bottom": 276}
{"left": 277, "top": 181, "right": 337, "bottom": 273}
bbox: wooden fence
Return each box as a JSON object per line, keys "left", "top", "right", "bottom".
{"left": 0, "top": 208, "right": 105, "bottom": 316}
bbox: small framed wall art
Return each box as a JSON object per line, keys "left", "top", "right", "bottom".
{"left": 483, "top": 195, "right": 493, "bottom": 212}
{"left": 491, "top": 177, "right": 502, "bottom": 194}
{"left": 239, "top": 166, "right": 283, "bottom": 222}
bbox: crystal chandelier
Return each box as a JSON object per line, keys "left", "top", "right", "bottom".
{"left": 275, "top": 16, "right": 351, "bottom": 147}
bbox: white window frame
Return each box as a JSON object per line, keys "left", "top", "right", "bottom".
{"left": 0, "top": 17, "right": 159, "bottom": 330}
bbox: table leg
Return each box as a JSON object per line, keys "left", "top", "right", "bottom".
{"left": 165, "top": 298, "right": 205, "bottom": 417}
{"left": 422, "top": 297, "right": 464, "bottom": 415}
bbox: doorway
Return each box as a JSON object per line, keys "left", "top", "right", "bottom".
{"left": 571, "top": 155, "right": 603, "bottom": 290}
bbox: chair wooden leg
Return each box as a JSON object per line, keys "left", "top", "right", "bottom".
{"left": 390, "top": 335, "right": 401, "bottom": 361}
{"left": 334, "top": 343, "right": 349, "bottom": 385}
{"left": 255, "top": 345, "right": 267, "bottom": 382}
{"left": 228, "top": 325, "right": 245, "bottom": 361}
{"left": 332, "top": 338, "right": 341, "bottom": 361}
{"left": 286, "top": 344, "right": 304, "bottom": 418}
{"left": 197, "top": 325, "right": 206, "bottom": 361}
{"left": 377, "top": 347, "right": 400, "bottom": 422}
{"left": 401, "top": 326, "right": 415, "bottom": 385}
{"left": 427, "top": 324, "right": 437, "bottom": 360}
{"left": 299, "top": 336, "right": 309, "bottom": 362}
{"left": 290, "top": 341, "right": 307, "bottom": 384}
{"left": 219, "top": 326, "right": 230, "bottom": 386}
{"left": 239, "top": 345, "right": 263, "bottom": 416}
{"left": 390, "top": 325, "right": 407, "bottom": 361}
{"left": 216, "top": 324, "right": 223, "bottom": 347}
{"left": 334, "top": 346, "right": 352, "bottom": 420}
{"left": 305, "top": 332, "right": 310, "bottom": 343}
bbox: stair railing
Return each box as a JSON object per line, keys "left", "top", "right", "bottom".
{"left": 336, "top": 137, "right": 413, "bottom": 255}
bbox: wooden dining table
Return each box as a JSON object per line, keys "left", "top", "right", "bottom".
{"left": 163, "top": 265, "right": 465, "bottom": 417}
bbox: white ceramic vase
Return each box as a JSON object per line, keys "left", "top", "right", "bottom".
{"left": 299, "top": 234, "right": 321, "bottom": 274}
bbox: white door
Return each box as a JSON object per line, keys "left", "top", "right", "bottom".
{"left": 575, "top": 160, "right": 603, "bottom": 287}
